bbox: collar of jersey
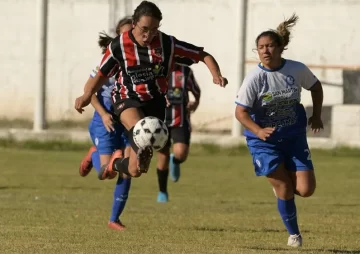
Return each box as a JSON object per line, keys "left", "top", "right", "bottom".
{"left": 128, "top": 29, "right": 147, "bottom": 48}
{"left": 258, "top": 59, "right": 286, "bottom": 72}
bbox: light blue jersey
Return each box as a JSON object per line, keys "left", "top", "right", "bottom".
{"left": 235, "top": 59, "right": 318, "bottom": 140}
{"left": 90, "top": 65, "right": 116, "bottom": 122}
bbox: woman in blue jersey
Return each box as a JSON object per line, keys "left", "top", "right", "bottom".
{"left": 78, "top": 17, "right": 133, "bottom": 231}
{"left": 235, "top": 14, "right": 323, "bottom": 247}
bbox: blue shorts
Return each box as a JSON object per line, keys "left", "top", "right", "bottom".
{"left": 246, "top": 134, "right": 314, "bottom": 176}
{"left": 88, "top": 120, "right": 129, "bottom": 155}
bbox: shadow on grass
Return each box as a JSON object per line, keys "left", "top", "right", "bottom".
{"left": 191, "top": 226, "right": 311, "bottom": 234}
{"left": 244, "top": 246, "right": 360, "bottom": 253}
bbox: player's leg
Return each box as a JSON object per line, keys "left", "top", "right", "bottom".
{"left": 101, "top": 97, "right": 167, "bottom": 179}
{"left": 99, "top": 99, "right": 148, "bottom": 179}
{"left": 248, "top": 137, "right": 301, "bottom": 247}
{"left": 169, "top": 121, "right": 191, "bottom": 182}
{"left": 79, "top": 121, "right": 98, "bottom": 176}
{"left": 105, "top": 124, "right": 132, "bottom": 230}
{"left": 156, "top": 140, "right": 171, "bottom": 203}
{"left": 285, "top": 134, "right": 316, "bottom": 197}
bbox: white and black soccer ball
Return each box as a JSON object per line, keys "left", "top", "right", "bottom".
{"left": 133, "top": 116, "right": 169, "bottom": 151}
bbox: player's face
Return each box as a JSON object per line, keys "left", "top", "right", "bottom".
{"left": 257, "top": 35, "right": 282, "bottom": 67}
{"left": 119, "top": 24, "right": 132, "bottom": 34}
{"left": 132, "top": 15, "right": 160, "bottom": 46}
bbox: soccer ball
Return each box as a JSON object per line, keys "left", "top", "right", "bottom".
{"left": 133, "top": 116, "right": 169, "bottom": 151}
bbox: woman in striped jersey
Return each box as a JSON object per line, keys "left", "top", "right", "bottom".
{"left": 74, "top": 1, "right": 227, "bottom": 181}
{"left": 156, "top": 64, "right": 201, "bottom": 203}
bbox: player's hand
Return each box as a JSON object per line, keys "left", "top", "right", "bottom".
{"left": 101, "top": 113, "right": 115, "bottom": 132}
{"left": 74, "top": 93, "right": 92, "bottom": 114}
{"left": 308, "top": 116, "right": 323, "bottom": 133}
{"left": 187, "top": 100, "right": 199, "bottom": 113}
{"left": 213, "top": 76, "right": 228, "bottom": 88}
{"left": 255, "top": 127, "right": 275, "bottom": 141}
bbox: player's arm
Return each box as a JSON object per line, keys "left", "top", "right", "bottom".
{"left": 310, "top": 81, "right": 323, "bottom": 119}
{"left": 235, "top": 78, "right": 274, "bottom": 141}
{"left": 301, "top": 64, "right": 324, "bottom": 132}
{"left": 186, "top": 69, "right": 201, "bottom": 112}
{"left": 75, "top": 44, "right": 119, "bottom": 113}
{"left": 173, "top": 38, "right": 227, "bottom": 88}
{"left": 90, "top": 92, "right": 114, "bottom": 132}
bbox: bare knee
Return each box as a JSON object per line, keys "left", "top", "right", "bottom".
{"left": 173, "top": 151, "right": 188, "bottom": 162}
{"left": 173, "top": 144, "right": 189, "bottom": 163}
{"left": 272, "top": 181, "right": 294, "bottom": 199}
{"left": 297, "top": 185, "right": 316, "bottom": 198}
{"left": 128, "top": 158, "right": 141, "bottom": 177}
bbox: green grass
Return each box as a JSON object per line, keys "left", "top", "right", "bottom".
{"left": 0, "top": 145, "right": 359, "bottom": 254}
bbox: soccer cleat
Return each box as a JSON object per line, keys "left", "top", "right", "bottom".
{"left": 287, "top": 234, "right": 302, "bottom": 247}
{"left": 98, "top": 150, "right": 122, "bottom": 180}
{"left": 169, "top": 153, "right": 180, "bottom": 182}
{"left": 157, "top": 191, "right": 169, "bottom": 203}
{"left": 108, "top": 220, "right": 126, "bottom": 231}
{"left": 79, "top": 146, "right": 97, "bottom": 177}
{"left": 136, "top": 146, "right": 153, "bottom": 173}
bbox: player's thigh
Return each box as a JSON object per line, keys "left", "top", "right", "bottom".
{"left": 113, "top": 98, "right": 145, "bottom": 176}
{"left": 171, "top": 125, "right": 191, "bottom": 161}
{"left": 246, "top": 137, "right": 283, "bottom": 177}
{"left": 284, "top": 135, "right": 316, "bottom": 197}
{"left": 283, "top": 134, "right": 314, "bottom": 171}
{"left": 89, "top": 121, "right": 115, "bottom": 154}
{"left": 267, "top": 163, "right": 294, "bottom": 200}
{"left": 288, "top": 170, "right": 316, "bottom": 197}
{"left": 141, "top": 96, "right": 167, "bottom": 120}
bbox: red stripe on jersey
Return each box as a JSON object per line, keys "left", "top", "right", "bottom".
{"left": 99, "top": 48, "right": 116, "bottom": 77}
{"left": 122, "top": 32, "right": 137, "bottom": 67}
{"left": 171, "top": 67, "right": 185, "bottom": 127}
{"left": 149, "top": 35, "right": 168, "bottom": 94}
{"left": 173, "top": 104, "right": 182, "bottom": 126}
{"left": 123, "top": 32, "right": 152, "bottom": 101}
{"left": 118, "top": 71, "right": 128, "bottom": 100}
{"left": 174, "top": 45, "right": 201, "bottom": 63}
{"left": 149, "top": 35, "right": 162, "bottom": 63}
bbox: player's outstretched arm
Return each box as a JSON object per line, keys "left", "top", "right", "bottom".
{"left": 74, "top": 73, "right": 109, "bottom": 114}
{"left": 200, "top": 51, "right": 228, "bottom": 88}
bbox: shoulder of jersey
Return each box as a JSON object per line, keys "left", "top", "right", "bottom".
{"left": 285, "top": 59, "right": 306, "bottom": 69}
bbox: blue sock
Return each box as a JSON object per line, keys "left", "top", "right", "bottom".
{"left": 91, "top": 151, "right": 101, "bottom": 172}
{"left": 109, "top": 175, "right": 131, "bottom": 222}
{"left": 277, "top": 198, "right": 300, "bottom": 235}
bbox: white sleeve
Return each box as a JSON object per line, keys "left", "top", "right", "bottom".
{"left": 90, "top": 64, "right": 100, "bottom": 78}
{"left": 235, "top": 75, "right": 257, "bottom": 109}
{"left": 300, "top": 64, "right": 318, "bottom": 90}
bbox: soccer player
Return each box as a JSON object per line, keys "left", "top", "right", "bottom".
{"left": 156, "top": 64, "right": 201, "bottom": 202}
{"left": 78, "top": 17, "right": 133, "bottom": 230}
{"left": 74, "top": 1, "right": 228, "bottom": 181}
{"left": 235, "top": 14, "right": 323, "bottom": 247}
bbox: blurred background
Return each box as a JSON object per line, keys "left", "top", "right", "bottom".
{"left": 1, "top": 0, "right": 360, "bottom": 147}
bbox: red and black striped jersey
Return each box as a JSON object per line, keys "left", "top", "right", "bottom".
{"left": 165, "top": 65, "right": 200, "bottom": 128}
{"left": 98, "top": 30, "right": 203, "bottom": 102}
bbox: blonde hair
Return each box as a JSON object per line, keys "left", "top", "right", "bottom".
{"left": 255, "top": 13, "right": 299, "bottom": 53}
{"left": 276, "top": 13, "right": 299, "bottom": 49}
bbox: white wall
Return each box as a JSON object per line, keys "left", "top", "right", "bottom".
{"left": 1, "top": 0, "right": 359, "bottom": 131}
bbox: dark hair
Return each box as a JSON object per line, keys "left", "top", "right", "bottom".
{"left": 255, "top": 13, "right": 299, "bottom": 53}
{"left": 132, "top": 1, "right": 162, "bottom": 23}
{"left": 98, "top": 17, "right": 132, "bottom": 54}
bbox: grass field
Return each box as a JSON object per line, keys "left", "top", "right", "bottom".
{"left": 0, "top": 143, "right": 359, "bottom": 254}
